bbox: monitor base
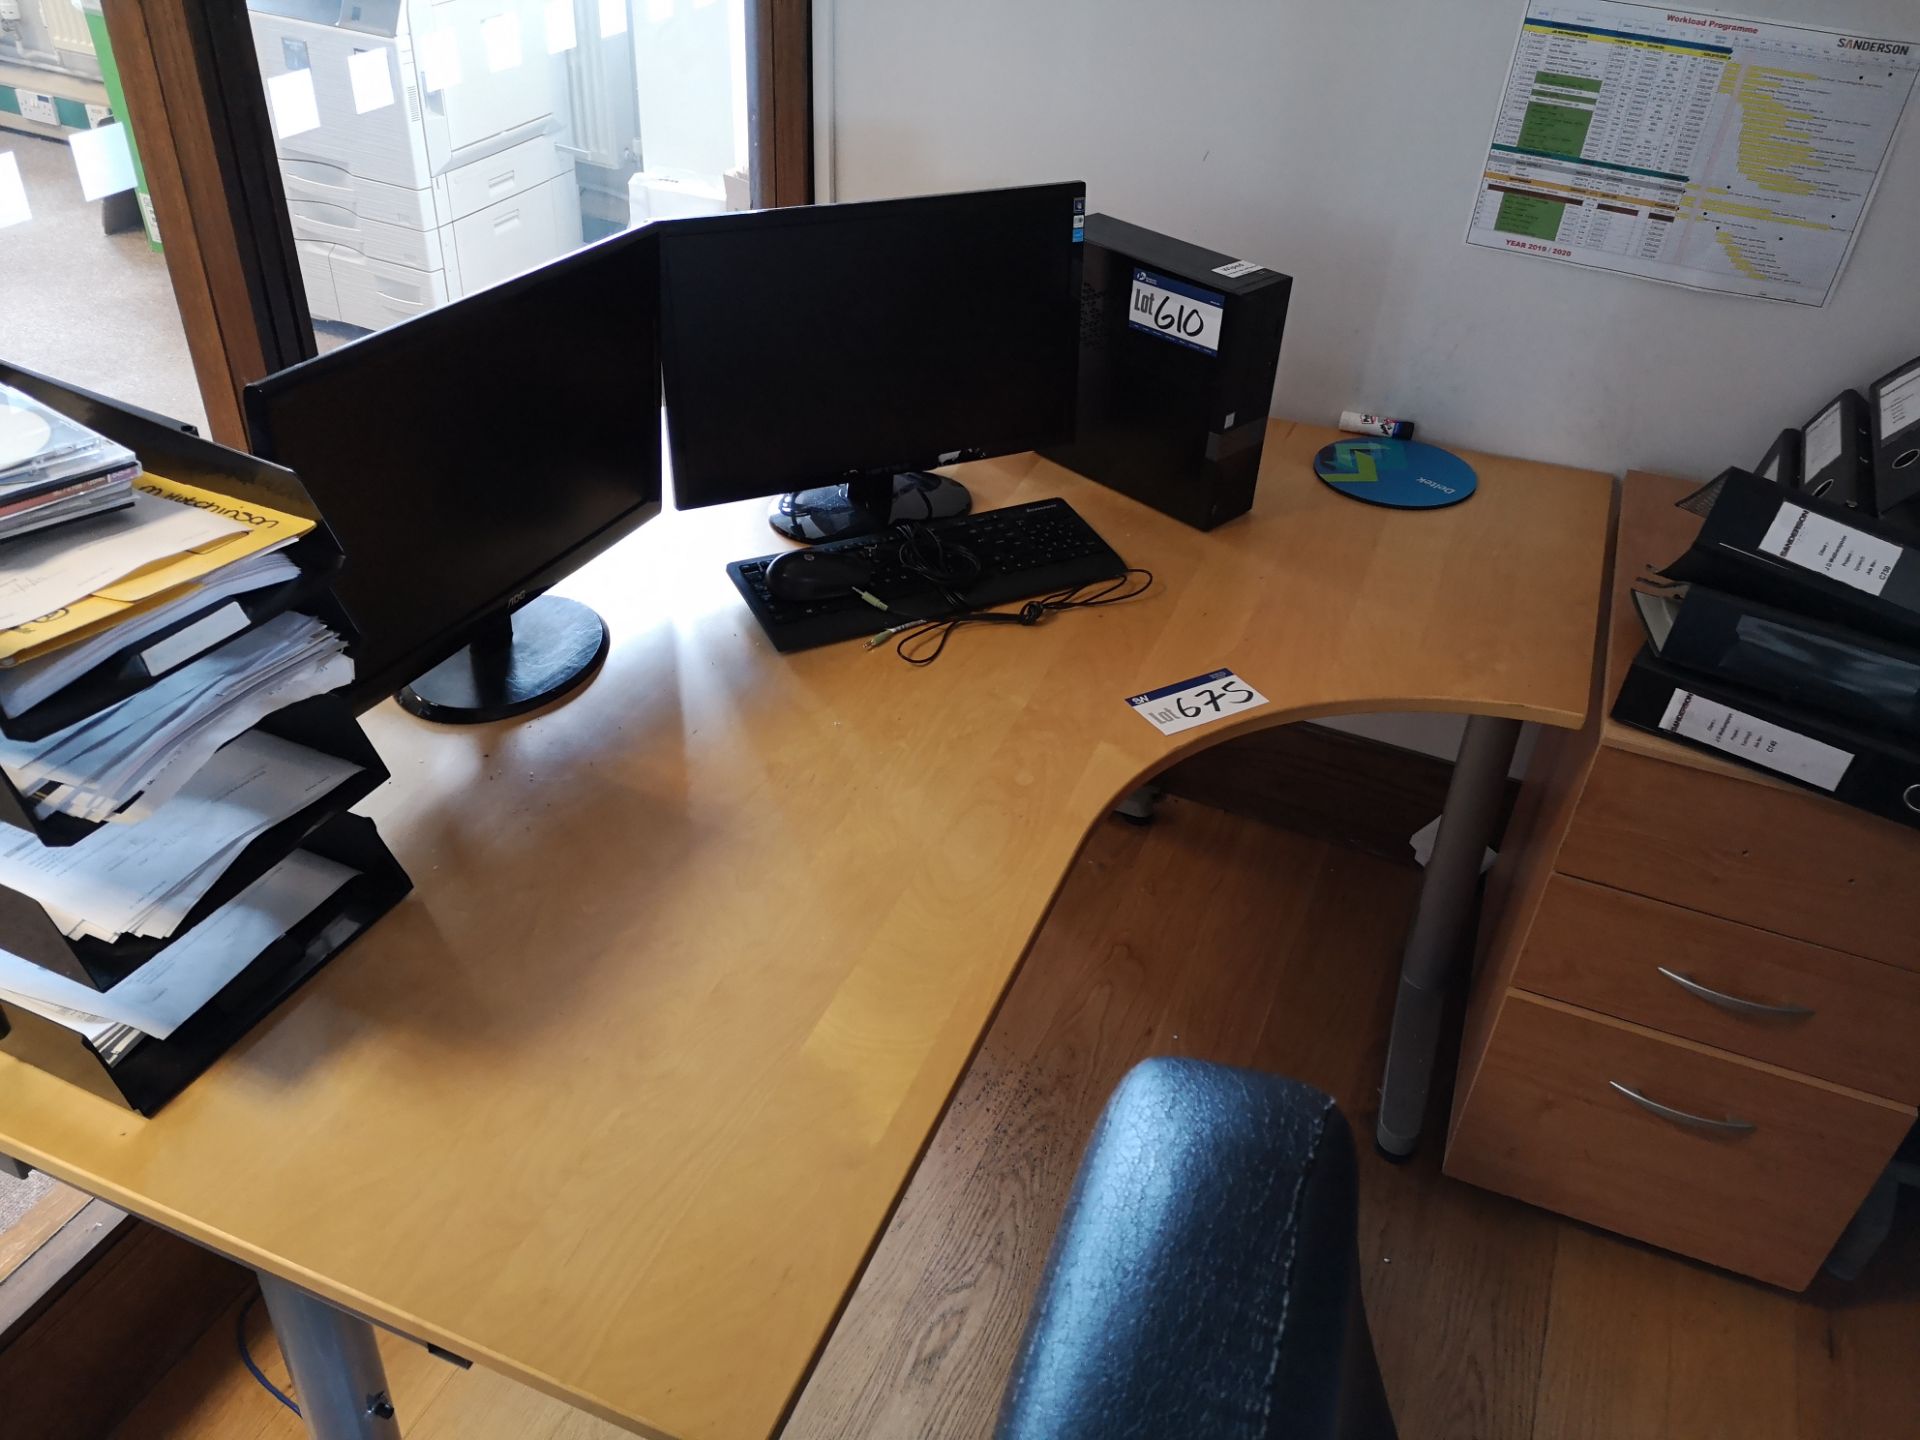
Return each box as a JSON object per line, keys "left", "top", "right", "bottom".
{"left": 397, "top": 595, "right": 609, "bottom": 725}
{"left": 768, "top": 471, "right": 971, "bottom": 543}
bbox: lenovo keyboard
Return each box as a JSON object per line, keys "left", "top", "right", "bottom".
{"left": 727, "top": 497, "right": 1128, "bottom": 652}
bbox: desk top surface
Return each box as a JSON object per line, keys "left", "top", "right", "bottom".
{"left": 0, "top": 422, "right": 1611, "bottom": 1440}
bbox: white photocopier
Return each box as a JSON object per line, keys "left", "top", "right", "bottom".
{"left": 247, "top": 0, "right": 581, "bottom": 331}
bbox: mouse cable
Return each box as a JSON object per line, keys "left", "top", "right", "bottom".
{"left": 865, "top": 568, "right": 1156, "bottom": 666}
{"left": 844, "top": 521, "right": 991, "bottom": 623}
{"left": 891, "top": 520, "right": 983, "bottom": 610}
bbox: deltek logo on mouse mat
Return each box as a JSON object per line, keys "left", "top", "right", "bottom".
{"left": 1313, "top": 438, "right": 1477, "bottom": 509}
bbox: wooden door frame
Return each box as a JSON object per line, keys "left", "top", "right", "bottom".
{"left": 103, "top": 0, "right": 314, "bottom": 446}
{"left": 107, "top": 0, "right": 814, "bottom": 448}
{"left": 748, "top": 0, "right": 814, "bottom": 208}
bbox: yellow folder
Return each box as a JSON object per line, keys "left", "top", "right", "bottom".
{"left": 0, "top": 474, "right": 316, "bottom": 666}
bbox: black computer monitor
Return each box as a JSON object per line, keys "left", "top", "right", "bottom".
{"left": 658, "top": 183, "right": 1085, "bottom": 541}
{"left": 244, "top": 227, "right": 661, "bottom": 724}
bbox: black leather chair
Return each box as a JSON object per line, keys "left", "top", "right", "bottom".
{"left": 996, "top": 1058, "right": 1399, "bottom": 1440}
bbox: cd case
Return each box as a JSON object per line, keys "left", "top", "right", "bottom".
{"left": 0, "top": 383, "right": 140, "bottom": 540}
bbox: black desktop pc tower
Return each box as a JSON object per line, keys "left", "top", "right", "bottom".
{"left": 1042, "top": 215, "right": 1292, "bottom": 531}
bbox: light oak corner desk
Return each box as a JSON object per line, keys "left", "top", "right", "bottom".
{"left": 0, "top": 421, "right": 1612, "bottom": 1440}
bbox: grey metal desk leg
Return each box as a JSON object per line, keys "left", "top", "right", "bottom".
{"left": 1375, "top": 714, "right": 1522, "bottom": 1158}
{"left": 257, "top": 1272, "right": 401, "bottom": 1439}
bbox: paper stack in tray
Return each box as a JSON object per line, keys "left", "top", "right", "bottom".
{"left": 0, "top": 467, "right": 344, "bottom": 826}
{"left": 0, "top": 723, "right": 369, "bottom": 1066}
{"left": 0, "top": 430, "right": 370, "bottom": 1069}
{"left": 0, "top": 612, "right": 351, "bottom": 825}
{"left": 0, "top": 838, "right": 362, "bottom": 1062}
{"left": 0, "top": 729, "right": 360, "bottom": 943}
{"left": 0, "top": 470, "right": 317, "bottom": 697}
{"left": 0, "top": 846, "right": 360, "bottom": 1063}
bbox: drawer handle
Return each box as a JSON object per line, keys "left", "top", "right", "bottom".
{"left": 1608, "top": 1081, "right": 1756, "bottom": 1136}
{"left": 1656, "top": 967, "right": 1814, "bottom": 1020}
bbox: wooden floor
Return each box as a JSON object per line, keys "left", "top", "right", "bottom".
{"left": 108, "top": 799, "right": 1920, "bottom": 1440}
{"left": 0, "top": 1182, "right": 88, "bottom": 1288}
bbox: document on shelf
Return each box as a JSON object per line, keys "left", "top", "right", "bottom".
{"left": 0, "top": 986, "right": 117, "bottom": 1038}
{"left": 0, "top": 474, "right": 315, "bottom": 664}
{"left": 88, "top": 650, "right": 352, "bottom": 825}
{"left": 0, "top": 985, "right": 135, "bottom": 1062}
{"left": 0, "top": 550, "right": 301, "bottom": 718}
{"left": 0, "top": 490, "right": 245, "bottom": 631}
{"left": 0, "top": 729, "right": 362, "bottom": 942}
{"left": 94, "top": 1022, "right": 144, "bottom": 1066}
{"left": 0, "top": 612, "right": 352, "bottom": 824}
{"left": 0, "top": 848, "right": 358, "bottom": 1041}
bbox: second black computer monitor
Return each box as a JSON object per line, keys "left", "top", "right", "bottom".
{"left": 659, "top": 182, "right": 1086, "bottom": 541}
{"left": 246, "top": 226, "right": 663, "bottom": 723}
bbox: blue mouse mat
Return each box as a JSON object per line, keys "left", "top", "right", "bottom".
{"left": 1313, "top": 438, "right": 1477, "bottom": 509}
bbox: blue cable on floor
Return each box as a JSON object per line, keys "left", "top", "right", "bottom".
{"left": 237, "top": 1294, "right": 302, "bottom": 1417}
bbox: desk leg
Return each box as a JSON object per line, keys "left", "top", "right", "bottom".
{"left": 257, "top": 1272, "right": 401, "bottom": 1439}
{"left": 1375, "top": 715, "right": 1521, "bottom": 1158}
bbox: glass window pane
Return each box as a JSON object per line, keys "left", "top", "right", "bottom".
{"left": 243, "top": 0, "right": 751, "bottom": 343}
{"left": 0, "top": 3, "right": 207, "bottom": 431}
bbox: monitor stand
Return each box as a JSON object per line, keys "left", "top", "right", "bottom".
{"left": 398, "top": 595, "right": 610, "bottom": 725}
{"left": 768, "top": 470, "right": 971, "bottom": 543}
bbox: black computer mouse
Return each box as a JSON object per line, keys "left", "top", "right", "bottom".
{"left": 765, "top": 547, "right": 876, "bottom": 602}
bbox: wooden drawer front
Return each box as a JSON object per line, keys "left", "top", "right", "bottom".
{"left": 1445, "top": 993, "right": 1913, "bottom": 1290}
{"left": 1559, "top": 746, "right": 1920, "bottom": 972}
{"left": 1516, "top": 875, "right": 1920, "bottom": 1102}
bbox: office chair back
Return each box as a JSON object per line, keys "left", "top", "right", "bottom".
{"left": 995, "top": 1058, "right": 1398, "bottom": 1440}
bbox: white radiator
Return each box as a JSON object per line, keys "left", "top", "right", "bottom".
{"left": 36, "top": 0, "right": 95, "bottom": 55}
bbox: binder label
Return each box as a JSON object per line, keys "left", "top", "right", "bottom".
{"left": 1658, "top": 690, "right": 1853, "bottom": 791}
{"left": 1880, "top": 366, "right": 1920, "bottom": 439}
{"left": 1758, "top": 503, "right": 1899, "bottom": 595}
{"left": 1804, "top": 402, "right": 1844, "bottom": 480}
